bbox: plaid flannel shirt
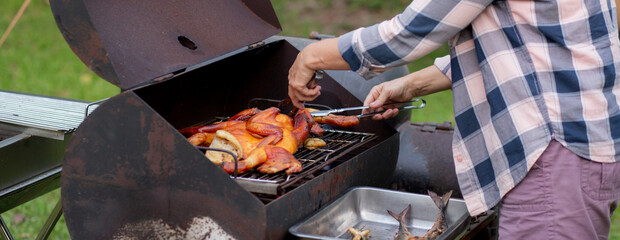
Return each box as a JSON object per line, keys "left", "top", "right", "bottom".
{"left": 338, "top": 0, "right": 620, "bottom": 215}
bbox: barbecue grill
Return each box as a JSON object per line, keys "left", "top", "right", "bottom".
{"left": 49, "top": 0, "right": 411, "bottom": 239}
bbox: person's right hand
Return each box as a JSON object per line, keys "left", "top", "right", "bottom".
{"left": 287, "top": 38, "right": 351, "bottom": 110}
{"left": 288, "top": 48, "right": 322, "bottom": 110}
{"left": 362, "top": 75, "right": 417, "bottom": 120}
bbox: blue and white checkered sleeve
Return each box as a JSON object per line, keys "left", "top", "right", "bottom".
{"left": 433, "top": 55, "right": 451, "bottom": 81}
{"left": 338, "top": 0, "right": 492, "bottom": 79}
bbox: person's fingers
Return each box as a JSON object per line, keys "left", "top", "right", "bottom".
{"left": 294, "top": 86, "right": 321, "bottom": 102}
{"left": 288, "top": 86, "right": 322, "bottom": 109}
{"left": 289, "top": 77, "right": 312, "bottom": 92}
{"left": 297, "top": 85, "right": 322, "bottom": 98}
{"left": 382, "top": 108, "right": 399, "bottom": 119}
{"left": 369, "top": 107, "right": 400, "bottom": 121}
{"left": 288, "top": 58, "right": 318, "bottom": 109}
{"left": 288, "top": 86, "right": 305, "bottom": 110}
{"left": 362, "top": 85, "right": 383, "bottom": 114}
{"left": 288, "top": 86, "right": 306, "bottom": 109}
{"left": 363, "top": 85, "right": 381, "bottom": 106}
{"left": 369, "top": 106, "right": 386, "bottom": 120}
{"left": 292, "top": 100, "right": 305, "bottom": 110}
{"left": 369, "top": 89, "right": 391, "bottom": 109}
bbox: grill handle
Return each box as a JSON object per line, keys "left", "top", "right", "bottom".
{"left": 84, "top": 98, "right": 109, "bottom": 119}
{"left": 196, "top": 146, "right": 240, "bottom": 177}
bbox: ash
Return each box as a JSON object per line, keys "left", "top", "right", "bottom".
{"left": 113, "top": 216, "right": 237, "bottom": 240}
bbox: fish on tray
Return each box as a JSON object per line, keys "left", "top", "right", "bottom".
{"left": 387, "top": 190, "right": 453, "bottom": 240}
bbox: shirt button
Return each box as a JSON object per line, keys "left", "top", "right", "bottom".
{"left": 457, "top": 156, "right": 463, "bottom": 162}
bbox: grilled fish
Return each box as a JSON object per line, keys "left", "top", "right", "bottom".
{"left": 387, "top": 190, "right": 453, "bottom": 240}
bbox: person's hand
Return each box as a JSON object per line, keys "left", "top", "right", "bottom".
{"left": 288, "top": 49, "right": 322, "bottom": 110}
{"left": 362, "top": 65, "right": 452, "bottom": 120}
{"left": 287, "top": 38, "right": 350, "bottom": 109}
{"left": 362, "top": 75, "right": 417, "bottom": 120}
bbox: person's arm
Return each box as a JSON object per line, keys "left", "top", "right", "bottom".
{"left": 338, "top": 0, "right": 491, "bottom": 79}
{"left": 361, "top": 64, "right": 451, "bottom": 120}
{"left": 289, "top": 0, "right": 492, "bottom": 109}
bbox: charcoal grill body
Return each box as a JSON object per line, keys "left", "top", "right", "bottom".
{"left": 61, "top": 39, "right": 399, "bottom": 239}
{"left": 391, "top": 122, "right": 462, "bottom": 198}
{"left": 51, "top": 0, "right": 403, "bottom": 238}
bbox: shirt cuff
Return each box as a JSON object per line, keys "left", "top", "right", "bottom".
{"left": 338, "top": 29, "right": 387, "bottom": 80}
{"left": 433, "top": 55, "right": 452, "bottom": 81}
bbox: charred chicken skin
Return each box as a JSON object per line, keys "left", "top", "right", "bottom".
{"left": 179, "top": 107, "right": 314, "bottom": 174}
{"left": 222, "top": 145, "right": 302, "bottom": 175}
{"left": 178, "top": 106, "right": 362, "bottom": 174}
{"left": 222, "top": 107, "right": 310, "bottom": 174}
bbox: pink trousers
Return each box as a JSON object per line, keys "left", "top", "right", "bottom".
{"left": 499, "top": 140, "right": 620, "bottom": 239}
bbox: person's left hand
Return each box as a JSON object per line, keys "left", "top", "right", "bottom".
{"left": 362, "top": 65, "right": 452, "bottom": 120}
{"left": 362, "top": 75, "right": 417, "bottom": 120}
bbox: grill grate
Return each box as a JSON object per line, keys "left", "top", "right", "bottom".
{"left": 225, "top": 129, "right": 376, "bottom": 195}
{"left": 190, "top": 101, "right": 378, "bottom": 196}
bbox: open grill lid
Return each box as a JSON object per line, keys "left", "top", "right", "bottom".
{"left": 50, "top": 0, "right": 281, "bottom": 90}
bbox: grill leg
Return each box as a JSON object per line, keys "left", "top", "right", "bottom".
{"left": 35, "top": 199, "right": 63, "bottom": 240}
{"left": 0, "top": 215, "right": 14, "bottom": 240}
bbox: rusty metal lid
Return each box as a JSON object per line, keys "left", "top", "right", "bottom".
{"left": 50, "top": 0, "right": 281, "bottom": 90}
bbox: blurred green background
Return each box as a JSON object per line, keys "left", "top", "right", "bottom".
{"left": 0, "top": 0, "right": 617, "bottom": 239}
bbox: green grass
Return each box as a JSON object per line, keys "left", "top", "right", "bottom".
{"left": 614, "top": 213, "right": 620, "bottom": 240}
{"left": 407, "top": 44, "right": 454, "bottom": 124}
{"left": 1, "top": 190, "right": 67, "bottom": 239}
{"left": 0, "top": 0, "right": 118, "bottom": 100}
{"left": 0, "top": 0, "right": 618, "bottom": 239}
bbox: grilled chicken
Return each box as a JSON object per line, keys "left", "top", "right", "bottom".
{"left": 310, "top": 123, "right": 325, "bottom": 136}
{"left": 306, "top": 108, "right": 360, "bottom": 128}
{"left": 187, "top": 132, "right": 215, "bottom": 146}
{"left": 257, "top": 145, "right": 302, "bottom": 174}
{"left": 179, "top": 107, "right": 311, "bottom": 174}
{"left": 204, "top": 130, "right": 246, "bottom": 165}
{"left": 178, "top": 120, "right": 247, "bottom": 137}
{"left": 222, "top": 108, "right": 308, "bottom": 174}
{"left": 221, "top": 145, "right": 301, "bottom": 175}
{"left": 229, "top": 107, "right": 261, "bottom": 121}
{"left": 178, "top": 106, "right": 361, "bottom": 174}
{"left": 313, "top": 114, "right": 359, "bottom": 127}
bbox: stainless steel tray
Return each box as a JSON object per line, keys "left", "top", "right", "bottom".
{"left": 289, "top": 187, "right": 470, "bottom": 240}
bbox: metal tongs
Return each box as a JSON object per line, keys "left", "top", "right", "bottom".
{"left": 310, "top": 98, "right": 426, "bottom": 118}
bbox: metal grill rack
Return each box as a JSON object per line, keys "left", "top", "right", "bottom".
{"left": 229, "top": 129, "right": 377, "bottom": 195}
